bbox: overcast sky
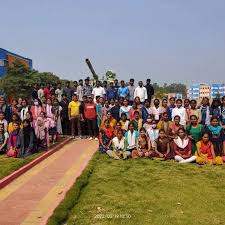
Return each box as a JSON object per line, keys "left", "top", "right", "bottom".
{"left": 1, "top": 0, "right": 225, "bottom": 85}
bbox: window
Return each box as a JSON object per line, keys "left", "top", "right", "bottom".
{"left": 0, "top": 59, "right": 4, "bottom": 66}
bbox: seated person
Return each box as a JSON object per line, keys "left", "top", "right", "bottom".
{"left": 107, "top": 129, "right": 128, "bottom": 160}
{"left": 125, "top": 122, "right": 139, "bottom": 158}
{"left": 196, "top": 132, "right": 223, "bottom": 165}
{"left": 7, "top": 122, "right": 20, "bottom": 157}
{"left": 0, "top": 124, "right": 9, "bottom": 154}
{"left": 101, "top": 111, "right": 117, "bottom": 129}
{"left": 120, "top": 113, "right": 129, "bottom": 132}
{"left": 8, "top": 113, "right": 21, "bottom": 133}
{"left": 130, "top": 111, "right": 143, "bottom": 131}
{"left": 149, "top": 129, "right": 173, "bottom": 160}
{"left": 99, "top": 120, "right": 114, "bottom": 153}
{"left": 157, "top": 112, "right": 172, "bottom": 136}
{"left": 16, "top": 119, "right": 36, "bottom": 158}
{"left": 173, "top": 128, "right": 196, "bottom": 163}
{"left": 146, "top": 120, "right": 159, "bottom": 149}
{"left": 169, "top": 115, "right": 184, "bottom": 139}
{"left": 132, "top": 128, "right": 150, "bottom": 158}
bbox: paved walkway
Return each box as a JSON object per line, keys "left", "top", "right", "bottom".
{"left": 0, "top": 139, "right": 98, "bottom": 225}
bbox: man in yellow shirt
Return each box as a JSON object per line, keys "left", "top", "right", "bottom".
{"left": 68, "top": 94, "right": 81, "bottom": 138}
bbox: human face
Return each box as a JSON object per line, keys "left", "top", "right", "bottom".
{"left": 105, "top": 120, "right": 110, "bottom": 128}
{"left": 140, "top": 130, "right": 146, "bottom": 137}
{"left": 47, "top": 99, "right": 52, "bottom": 105}
{"left": 23, "top": 121, "right": 29, "bottom": 128}
{"left": 162, "top": 113, "right": 168, "bottom": 121}
{"left": 162, "top": 100, "right": 167, "bottom": 108}
{"left": 22, "top": 100, "right": 27, "bottom": 107}
{"left": 41, "top": 96, "right": 46, "bottom": 103}
{"left": 134, "top": 113, "right": 139, "bottom": 120}
{"left": 152, "top": 121, "right": 157, "bottom": 129}
{"left": 12, "top": 100, "right": 17, "bottom": 106}
{"left": 116, "top": 123, "right": 121, "bottom": 130}
{"left": 12, "top": 114, "right": 18, "bottom": 122}
{"left": 123, "top": 99, "right": 128, "bottom": 106}
{"left": 169, "top": 98, "right": 175, "bottom": 106}
{"left": 106, "top": 112, "right": 112, "bottom": 120}
{"left": 121, "top": 114, "right": 127, "bottom": 121}
{"left": 178, "top": 129, "right": 185, "bottom": 139}
{"left": 117, "top": 130, "right": 123, "bottom": 139}
{"left": 0, "top": 113, "right": 4, "bottom": 120}
{"left": 135, "top": 97, "right": 140, "bottom": 104}
{"left": 190, "top": 116, "right": 197, "bottom": 125}
{"left": 138, "top": 81, "right": 143, "bottom": 87}
{"left": 211, "top": 118, "right": 218, "bottom": 127}
{"left": 222, "top": 98, "right": 225, "bottom": 106}
{"left": 130, "top": 80, "right": 134, "bottom": 86}
{"left": 110, "top": 99, "right": 115, "bottom": 106}
{"left": 99, "top": 97, "right": 104, "bottom": 104}
{"left": 115, "top": 99, "right": 119, "bottom": 106}
{"left": 18, "top": 98, "right": 22, "bottom": 105}
{"left": 105, "top": 100, "right": 109, "bottom": 107}
{"left": 0, "top": 98, "right": 5, "bottom": 106}
{"left": 26, "top": 112, "right": 31, "bottom": 120}
{"left": 73, "top": 95, "right": 78, "bottom": 101}
{"left": 88, "top": 97, "right": 93, "bottom": 103}
{"left": 129, "top": 123, "right": 134, "bottom": 132}
{"left": 146, "top": 115, "right": 152, "bottom": 123}
{"left": 190, "top": 101, "right": 197, "bottom": 109}
{"left": 184, "top": 100, "right": 190, "bottom": 108}
{"left": 176, "top": 101, "right": 182, "bottom": 108}
{"left": 154, "top": 100, "right": 160, "bottom": 107}
{"left": 174, "top": 116, "right": 180, "bottom": 125}
{"left": 85, "top": 80, "right": 89, "bottom": 85}
{"left": 202, "top": 134, "right": 209, "bottom": 143}
{"left": 159, "top": 130, "right": 165, "bottom": 138}
{"left": 121, "top": 81, "right": 125, "bottom": 87}
{"left": 13, "top": 123, "right": 19, "bottom": 131}
{"left": 144, "top": 101, "right": 150, "bottom": 108}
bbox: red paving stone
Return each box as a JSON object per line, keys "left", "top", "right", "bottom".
{"left": 0, "top": 139, "right": 98, "bottom": 225}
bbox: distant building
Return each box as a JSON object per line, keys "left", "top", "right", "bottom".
{"left": 188, "top": 83, "right": 225, "bottom": 99}
{"left": 211, "top": 84, "right": 225, "bottom": 98}
{"left": 167, "top": 93, "right": 183, "bottom": 99}
{"left": 0, "top": 48, "right": 32, "bottom": 77}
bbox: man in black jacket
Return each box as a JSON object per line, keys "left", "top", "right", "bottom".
{"left": 145, "top": 79, "right": 154, "bottom": 103}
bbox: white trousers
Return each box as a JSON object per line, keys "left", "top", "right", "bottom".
{"left": 175, "top": 155, "right": 196, "bottom": 163}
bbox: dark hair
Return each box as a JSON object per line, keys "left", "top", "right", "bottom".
{"left": 174, "top": 115, "right": 180, "bottom": 120}
{"left": 169, "top": 97, "right": 175, "bottom": 101}
{"left": 139, "top": 127, "right": 146, "bottom": 132}
{"left": 201, "top": 132, "right": 209, "bottom": 138}
{"left": 190, "top": 99, "right": 197, "bottom": 104}
{"left": 159, "top": 129, "right": 166, "bottom": 133}
{"left": 222, "top": 96, "right": 225, "bottom": 101}
{"left": 79, "top": 79, "right": 83, "bottom": 82}
{"left": 134, "top": 110, "right": 140, "bottom": 115}
{"left": 176, "top": 99, "right": 182, "bottom": 103}
{"left": 177, "top": 127, "right": 185, "bottom": 133}
{"left": 210, "top": 115, "right": 219, "bottom": 122}
{"left": 121, "top": 113, "right": 127, "bottom": 118}
{"left": 0, "top": 123, "right": 4, "bottom": 129}
{"left": 190, "top": 114, "right": 198, "bottom": 120}
{"left": 211, "top": 98, "right": 221, "bottom": 109}
{"left": 184, "top": 98, "right": 190, "bottom": 103}
{"left": 130, "top": 78, "right": 134, "bottom": 82}
{"left": 201, "top": 97, "right": 210, "bottom": 106}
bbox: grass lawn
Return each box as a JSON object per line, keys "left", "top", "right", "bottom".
{"left": 48, "top": 153, "right": 225, "bottom": 225}
{"left": 0, "top": 137, "right": 66, "bottom": 180}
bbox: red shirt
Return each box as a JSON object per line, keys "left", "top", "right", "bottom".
{"left": 43, "top": 87, "right": 50, "bottom": 99}
{"left": 84, "top": 103, "right": 96, "bottom": 120}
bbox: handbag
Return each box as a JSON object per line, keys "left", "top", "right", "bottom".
{"left": 7, "top": 148, "right": 17, "bottom": 158}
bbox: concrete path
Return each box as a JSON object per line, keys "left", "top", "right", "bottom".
{"left": 0, "top": 139, "right": 98, "bottom": 225}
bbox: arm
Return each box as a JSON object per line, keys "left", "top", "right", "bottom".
{"left": 166, "top": 142, "right": 170, "bottom": 155}
{"left": 144, "top": 88, "right": 147, "bottom": 100}
{"left": 0, "top": 133, "right": 8, "bottom": 150}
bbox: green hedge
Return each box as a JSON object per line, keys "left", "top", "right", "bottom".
{"left": 47, "top": 152, "right": 99, "bottom": 225}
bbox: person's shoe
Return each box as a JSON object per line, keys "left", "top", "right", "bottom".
{"left": 89, "top": 137, "right": 93, "bottom": 140}
{"left": 94, "top": 137, "right": 98, "bottom": 141}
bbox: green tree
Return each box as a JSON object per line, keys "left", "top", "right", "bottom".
{"left": 105, "top": 70, "right": 116, "bottom": 82}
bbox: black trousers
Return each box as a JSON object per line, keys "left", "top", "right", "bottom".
{"left": 87, "top": 119, "right": 97, "bottom": 137}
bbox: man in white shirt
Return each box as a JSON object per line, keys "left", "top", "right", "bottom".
{"left": 37, "top": 84, "right": 44, "bottom": 100}
{"left": 172, "top": 99, "right": 186, "bottom": 126}
{"left": 134, "top": 81, "right": 147, "bottom": 103}
{"left": 92, "top": 80, "right": 106, "bottom": 102}
{"left": 77, "top": 79, "right": 84, "bottom": 102}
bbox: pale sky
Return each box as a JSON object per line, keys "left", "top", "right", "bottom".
{"left": 1, "top": 0, "right": 225, "bottom": 85}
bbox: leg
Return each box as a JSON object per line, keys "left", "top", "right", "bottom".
{"left": 106, "top": 150, "right": 113, "bottom": 158}
{"left": 179, "top": 156, "right": 197, "bottom": 163}
{"left": 132, "top": 149, "right": 139, "bottom": 159}
{"left": 174, "top": 155, "right": 184, "bottom": 162}
{"left": 70, "top": 118, "right": 75, "bottom": 136}
{"left": 125, "top": 151, "right": 131, "bottom": 159}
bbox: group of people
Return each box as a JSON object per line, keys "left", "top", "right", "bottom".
{"left": 0, "top": 77, "right": 225, "bottom": 165}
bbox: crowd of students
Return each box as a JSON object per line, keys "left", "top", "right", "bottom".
{"left": 0, "top": 78, "right": 225, "bottom": 165}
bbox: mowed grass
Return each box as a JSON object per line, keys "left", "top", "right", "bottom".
{"left": 0, "top": 137, "right": 66, "bottom": 179}
{"left": 64, "top": 153, "right": 225, "bottom": 225}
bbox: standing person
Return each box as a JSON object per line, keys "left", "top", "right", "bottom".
{"left": 106, "top": 82, "right": 117, "bottom": 101}
{"left": 114, "top": 79, "right": 120, "bottom": 97}
{"left": 16, "top": 119, "right": 36, "bottom": 158}
{"left": 205, "top": 116, "right": 225, "bottom": 158}
{"left": 200, "top": 97, "right": 211, "bottom": 126}
{"left": 17, "top": 98, "right": 23, "bottom": 111}
{"left": 55, "top": 82, "right": 63, "bottom": 102}
{"left": 68, "top": 94, "right": 81, "bottom": 138}
{"left": 0, "top": 97, "right": 12, "bottom": 122}
{"left": 83, "top": 78, "right": 93, "bottom": 97}
{"left": 160, "top": 99, "right": 168, "bottom": 115}
{"left": 118, "top": 80, "right": 129, "bottom": 99}
{"left": 60, "top": 94, "right": 70, "bottom": 135}
{"left": 77, "top": 79, "right": 84, "bottom": 102}
{"left": 11, "top": 99, "right": 18, "bottom": 115}
{"left": 196, "top": 133, "right": 223, "bottom": 165}
{"left": 184, "top": 99, "right": 190, "bottom": 110}
{"left": 145, "top": 79, "right": 154, "bottom": 102}
{"left": 134, "top": 81, "right": 147, "bottom": 103}
{"left": 142, "top": 99, "right": 152, "bottom": 123}
{"left": 120, "top": 113, "right": 129, "bottom": 132}
{"left": 19, "top": 99, "right": 30, "bottom": 121}
{"left": 119, "top": 99, "right": 132, "bottom": 119}
{"left": 52, "top": 98, "right": 62, "bottom": 136}
{"left": 96, "top": 97, "right": 104, "bottom": 129}
{"left": 186, "top": 115, "right": 203, "bottom": 154}
{"left": 128, "top": 78, "right": 135, "bottom": 105}
{"left": 102, "top": 100, "right": 111, "bottom": 121}
{"left": 38, "top": 83, "right": 44, "bottom": 100}
{"left": 43, "top": 83, "right": 51, "bottom": 99}
{"left": 172, "top": 99, "right": 186, "bottom": 126}
{"left": 110, "top": 99, "right": 120, "bottom": 121}
{"left": 167, "top": 97, "right": 176, "bottom": 121}
{"left": 92, "top": 80, "right": 106, "bottom": 102}
{"left": 71, "top": 81, "right": 78, "bottom": 96}
{"left": 31, "top": 83, "right": 39, "bottom": 100}
{"left": 211, "top": 98, "right": 221, "bottom": 121}
{"left": 173, "top": 128, "right": 196, "bottom": 163}
{"left": 186, "top": 99, "right": 202, "bottom": 124}
{"left": 63, "top": 81, "right": 73, "bottom": 101}
{"left": 84, "top": 96, "right": 98, "bottom": 140}
{"left": 151, "top": 98, "right": 161, "bottom": 122}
